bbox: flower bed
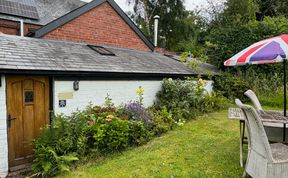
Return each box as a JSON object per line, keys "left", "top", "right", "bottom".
{"left": 32, "top": 78, "right": 228, "bottom": 177}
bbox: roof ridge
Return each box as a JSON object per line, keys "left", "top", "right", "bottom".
{"left": 0, "top": 33, "right": 156, "bottom": 54}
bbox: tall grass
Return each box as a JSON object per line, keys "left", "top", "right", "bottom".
{"left": 243, "top": 69, "right": 285, "bottom": 108}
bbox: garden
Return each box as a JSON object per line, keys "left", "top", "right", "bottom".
{"left": 30, "top": 78, "right": 228, "bottom": 177}
{"left": 29, "top": 71, "right": 285, "bottom": 177}
{"left": 30, "top": 0, "right": 288, "bottom": 176}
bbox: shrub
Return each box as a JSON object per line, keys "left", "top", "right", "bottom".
{"left": 120, "top": 101, "right": 152, "bottom": 125}
{"left": 32, "top": 146, "right": 78, "bottom": 177}
{"left": 156, "top": 78, "right": 196, "bottom": 120}
{"left": 156, "top": 78, "right": 210, "bottom": 120}
{"left": 32, "top": 113, "right": 89, "bottom": 177}
{"left": 156, "top": 78, "right": 228, "bottom": 120}
{"left": 149, "top": 107, "right": 176, "bottom": 136}
{"left": 87, "top": 115, "right": 129, "bottom": 152}
{"left": 213, "top": 72, "right": 250, "bottom": 101}
{"left": 128, "top": 120, "right": 152, "bottom": 145}
{"left": 117, "top": 101, "right": 153, "bottom": 145}
{"left": 197, "top": 93, "right": 229, "bottom": 113}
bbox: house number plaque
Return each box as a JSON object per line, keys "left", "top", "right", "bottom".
{"left": 59, "top": 100, "right": 66, "bottom": 108}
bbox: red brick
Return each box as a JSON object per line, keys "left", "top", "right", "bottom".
{"left": 0, "top": 19, "right": 41, "bottom": 36}
{"left": 43, "top": 2, "right": 151, "bottom": 52}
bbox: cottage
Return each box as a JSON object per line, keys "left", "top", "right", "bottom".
{"left": 0, "top": 0, "right": 215, "bottom": 176}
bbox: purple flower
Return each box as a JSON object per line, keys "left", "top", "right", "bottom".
{"left": 124, "top": 101, "right": 151, "bottom": 125}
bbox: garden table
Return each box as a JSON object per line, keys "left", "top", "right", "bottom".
{"left": 228, "top": 107, "right": 288, "bottom": 167}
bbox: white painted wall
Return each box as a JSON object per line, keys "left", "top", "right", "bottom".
{"left": 53, "top": 80, "right": 214, "bottom": 116}
{"left": 203, "top": 81, "right": 213, "bottom": 94}
{"left": 0, "top": 75, "right": 8, "bottom": 178}
{"left": 54, "top": 80, "right": 163, "bottom": 115}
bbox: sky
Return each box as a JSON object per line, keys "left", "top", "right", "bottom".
{"left": 81, "top": 0, "right": 209, "bottom": 11}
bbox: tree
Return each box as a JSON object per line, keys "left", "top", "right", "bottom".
{"left": 128, "top": 0, "right": 197, "bottom": 50}
{"left": 127, "top": 0, "right": 159, "bottom": 36}
{"left": 256, "top": 0, "right": 288, "bottom": 20}
{"left": 207, "top": 0, "right": 258, "bottom": 28}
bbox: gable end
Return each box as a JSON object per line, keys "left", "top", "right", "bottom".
{"left": 32, "top": 0, "right": 154, "bottom": 51}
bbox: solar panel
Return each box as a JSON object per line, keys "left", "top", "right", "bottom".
{"left": 0, "top": 0, "right": 39, "bottom": 20}
{"left": 87, "top": 45, "right": 116, "bottom": 56}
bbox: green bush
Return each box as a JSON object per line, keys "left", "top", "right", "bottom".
{"left": 197, "top": 93, "right": 229, "bottom": 113}
{"left": 149, "top": 106, "right": 176, "bottom": 136}
{"left": 213, "top": 72, "right": 250, "bottom": 101}
{"left": 156, "top": 78, "right": 199, "bottom": 120}
{"left": 156, "top": 78, "right": 227, "bottom": 121}
{"left": 258, "top": 88, "right": 284, "bottom": 108}
{"left": 32, "top": 113, "right": 88, "bottom": 177}
{"left": 87, "top": 114, "right": 129, "bottom": 152}
{"left": 128, "top": 120, "right": 152, "bottom": 146}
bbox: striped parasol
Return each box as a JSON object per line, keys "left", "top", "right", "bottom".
{"left": 224, "top": 34, "right": 288, "bottom": 66}
{"left": 224, "top": 34, "right": 288, "bottom": 117}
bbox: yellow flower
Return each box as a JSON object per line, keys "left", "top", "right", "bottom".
{"left": 136, "top": 86, "right": 144, "bottom": 95}
{"left": 198, "top": 79, "right": 207, "bottom": 86}
{"left": 105, "top": 115, "right": 114, "bottom": 122}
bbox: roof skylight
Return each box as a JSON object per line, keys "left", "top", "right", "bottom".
{"left": 87, "top": 45, "right": 115, "bottom": 56}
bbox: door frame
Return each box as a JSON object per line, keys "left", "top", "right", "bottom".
{"left": 5, "top": 75, "right": 54, "bottom": 170}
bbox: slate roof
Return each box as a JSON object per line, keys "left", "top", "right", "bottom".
{"left": 0, "top": 34, "right": 196, "bottom": 77}
{"left": 0, "top": 0, "right": 86, "bottom": 25}
{"left": 164, "top": 55, "right": 219, "bottom": 76}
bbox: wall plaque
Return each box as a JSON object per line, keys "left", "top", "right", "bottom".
{"left": 58, "top": 92, "right": 73, "bottom": 100}
{"left": 59, "top": 100, "right": 66, "bottom": 108}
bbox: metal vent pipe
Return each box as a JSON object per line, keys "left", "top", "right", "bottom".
{"left": 154, "top": 15, "right": 160, "bottom": 47}
{"left": 20, "top": 19, "right": 24, "bottom": 37}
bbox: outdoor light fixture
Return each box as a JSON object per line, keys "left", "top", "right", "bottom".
{"left": 73, "top": 81, "right": 79, "bottom": 91}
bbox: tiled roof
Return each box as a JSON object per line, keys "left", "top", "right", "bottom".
{"left": 0, "top": 0, "right": 86, "bottom": 25}
{"left": 165, "top": 55, "right": 219, "bottom": 76}
{"left": 0, "top": 34, "right": 196, "bottom": 76}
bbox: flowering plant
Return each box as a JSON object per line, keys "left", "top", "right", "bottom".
{"left": 136, "top": 86, "right": 144, "bottom": 105}
{"left": 196, "top": 78, "right": 207, "bottom": 94}
{"left": 123, "top": 101, "right": 151, "bottom": 125}
{"left": 105, "top": 115, "right": 114, "bottom": 122}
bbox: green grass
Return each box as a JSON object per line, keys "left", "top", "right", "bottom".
{"left": 58, "top": 110, "right": 245, "bottom": 178}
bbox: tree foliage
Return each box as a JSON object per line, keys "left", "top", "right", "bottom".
{"left": 127, "top": 0, "right": 205, "bottom": 51}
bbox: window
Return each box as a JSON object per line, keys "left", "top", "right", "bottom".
{"left": 24, "top": 91, "right": 34, "bottom": 104}
{"left": 87, "top": 45, "right": 116, "bottom": 56}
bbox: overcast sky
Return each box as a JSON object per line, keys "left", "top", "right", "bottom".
{"left": 81, "top": 0, "right": 209, "bottom": 11}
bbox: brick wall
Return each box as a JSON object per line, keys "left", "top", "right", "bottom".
{"left": 43, "top": 2, "right": 151, "bottom": 51}
{"left": 0, "top": 19, "right": 41, "bottom": 36}
{"left": 0, "top": 75, "right": 8, "bottom": 178}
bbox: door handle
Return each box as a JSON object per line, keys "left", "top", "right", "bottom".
{"left": 7, "top": 114, "right": 16, "bottom": 128}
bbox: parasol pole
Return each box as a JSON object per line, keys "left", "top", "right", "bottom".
{"left": 284, "top": 59, "right": 287, "bottom": 142}
{"left": 284, "top": 59, "right": 287, "bottom": 117}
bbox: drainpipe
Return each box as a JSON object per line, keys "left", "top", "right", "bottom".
{"left": 20, "top": 19, "right": 24, "bottom": 37}
{"left": 154, "top": 15, "right": 160, "bottom": 47}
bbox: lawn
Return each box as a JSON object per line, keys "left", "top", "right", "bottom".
{"left": 58, "top": 110, "right": 245, "bottom": 178}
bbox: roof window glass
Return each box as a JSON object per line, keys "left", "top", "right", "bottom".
{"left": 87, "top": 45, "right": 116, "bottom": 56}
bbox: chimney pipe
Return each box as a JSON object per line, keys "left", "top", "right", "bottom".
{"left": 20, "top": 20, "right": 24, "bottom": 37}
{"left": 154, "top": 15, "right": 160, "bottom": 47}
